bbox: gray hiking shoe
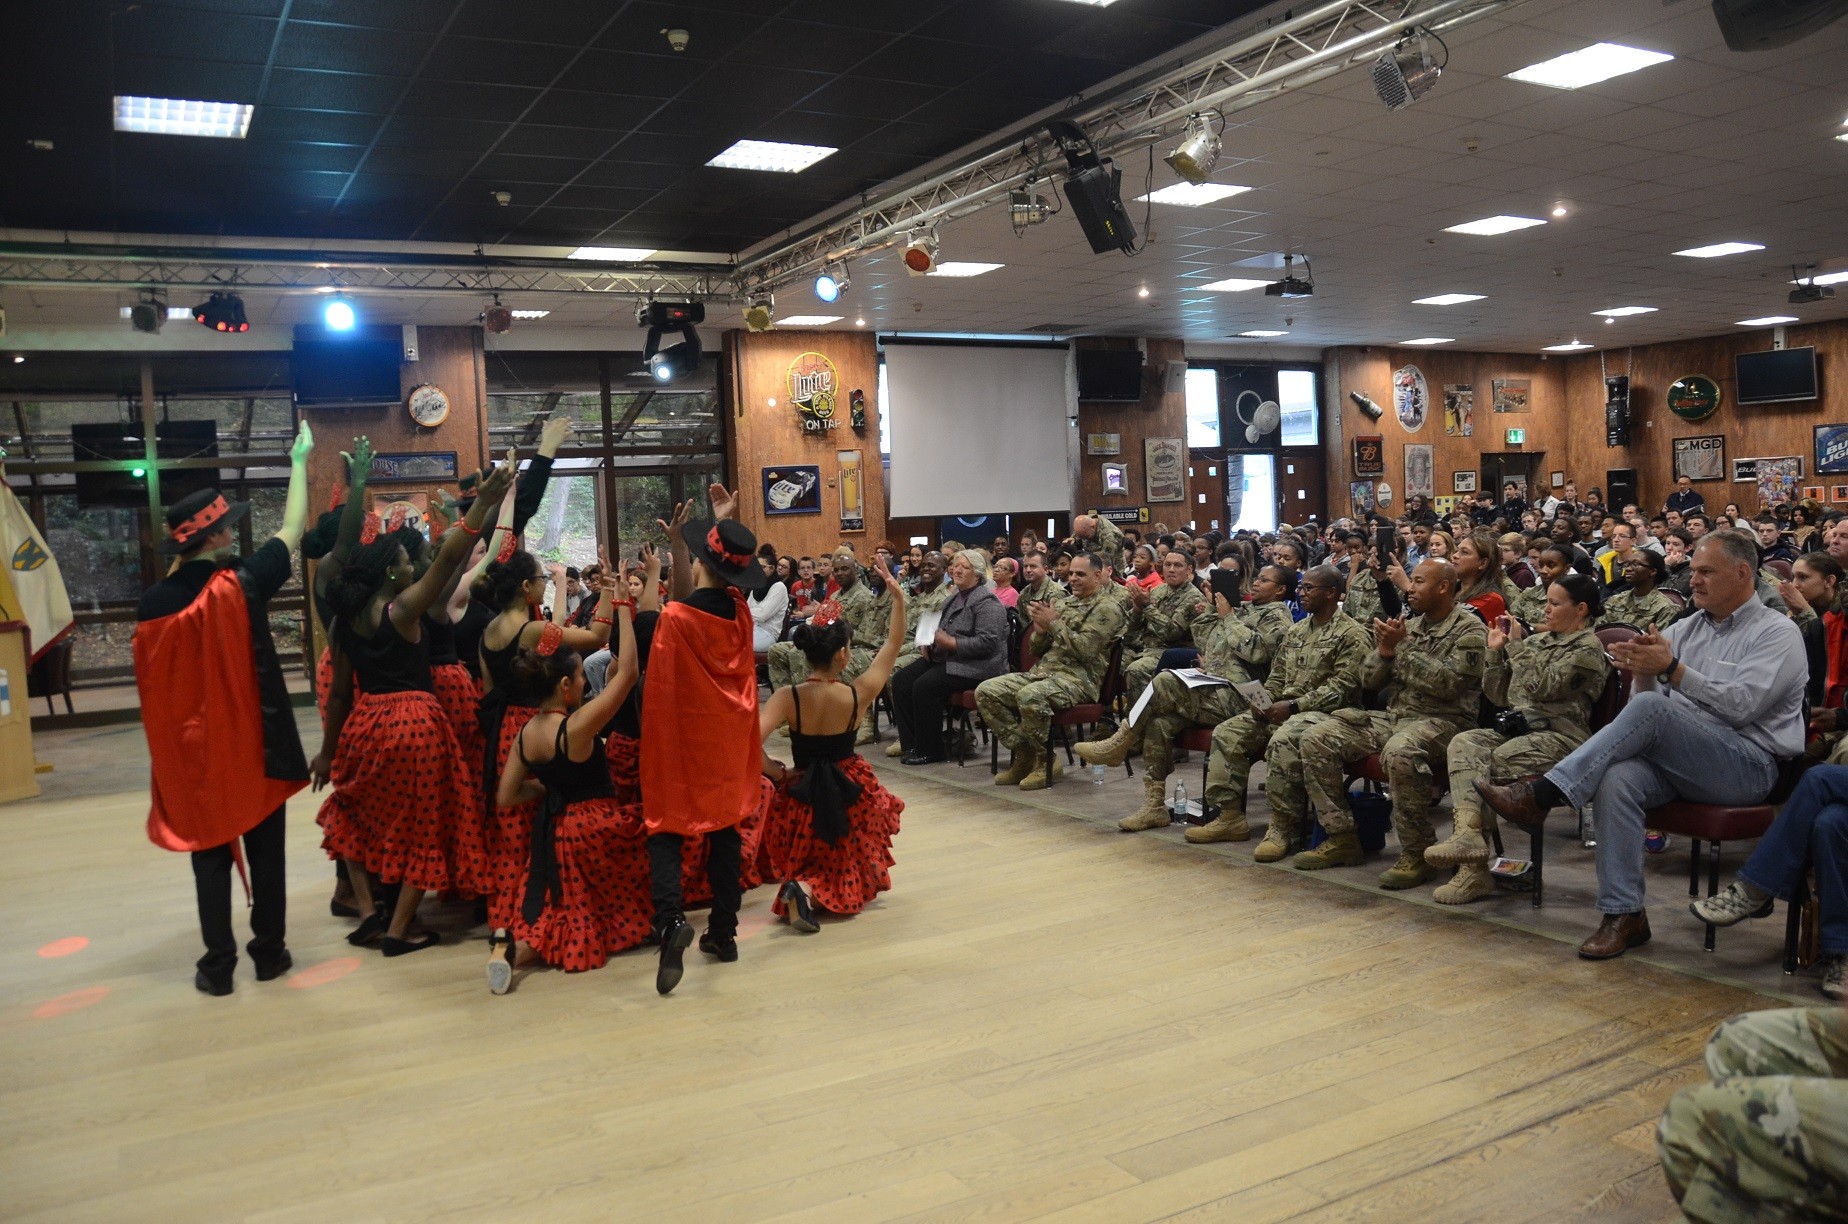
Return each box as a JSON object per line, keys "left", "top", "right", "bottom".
{"left": 1822, "top": 956, "right": 1846, "bottom": 1002}
{"left": 1690, "top": 881, "right": 1774, "bottom": 927}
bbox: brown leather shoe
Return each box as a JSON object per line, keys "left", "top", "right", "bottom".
{"left": 1577, "top": 910, "right": 1651, "bottom": 960}
{"left": 1473, "top": 777, "right": 1551, "bottom": 834}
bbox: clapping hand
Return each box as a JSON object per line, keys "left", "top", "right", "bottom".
{"left": 1374, "top": 616, "right": 1407, "bottom": 653}
{"left": 1029, "top": 598, "right": 1059, "bottom": 631}
{"left": 1609, "top": 625, "right": 1674, "bottom": 677}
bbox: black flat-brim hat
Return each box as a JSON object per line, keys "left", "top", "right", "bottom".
{"left": 159, "top": 487, "right": 250, "bottom": 554}
{"left": 681, "top": 517, "right": 771, "bottom": 595}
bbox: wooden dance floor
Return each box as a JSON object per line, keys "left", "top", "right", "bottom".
{"left": 2, "top": 714, "right": 1782, "bottom": 1222}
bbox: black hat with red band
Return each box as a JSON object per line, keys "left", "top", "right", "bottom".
{"left": 159, "top": 487, "right": 252, "bottom": 555}
{"left": 680, "top": 517, "right": 770, "bottom": 595}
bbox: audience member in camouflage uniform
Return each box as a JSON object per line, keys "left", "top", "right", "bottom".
{"left": 976, "top": 552, "right": 1126, "bottom": 790}
{"left": 1510, "top": 545, "right": 1571, "bottom": 627}
{"left": 768, "top": 552, "right": 877, "bottom": 693}
{"left": 1119, "top": 551, "right": 1209, "bottom": 705}
{"left": 1294, "top": 559, "right": 1487, "bottom": 888}
{"left": 1069, "top": 513, "right": 1125, "bottom": 572}
{"left": 1657, "top": 1005, "right": 1848, "bottom": 1223}
{"left": 1191, "top": 565, "right": 1370, "bottom": 849}
{"left": 1016, "top": 549, "right": 1068, "bottom": 609}
{"left": 1600, "top": 549, "right": 1679, "bottom": 632}
{"left": 883, "top": 552, "right": 951, "bottom": 757}
{"left": 1081, "top": 565, "right": 1297, "bottom": 831}
{"left": 1341, "top": 534, "right": 1386, "bottom": 631}
{"left": 1430, "top": 572, "right": 1609, "bottom": 903}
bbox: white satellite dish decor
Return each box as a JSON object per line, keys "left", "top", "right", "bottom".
{"left": 1235, "top": 389, "right": 1282, "bottom": 443}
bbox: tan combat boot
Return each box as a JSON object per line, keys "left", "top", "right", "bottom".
{"left": 1018, "top": 748, "right": 1065, "bottom": 791}
{"left": 1292, "top": 829, "right": 1363, "bottom": 870}
{"left": 884, "top": 739, "right": 904, "bottom": 758}
{"left": 1186, "top": 805, "right": 1249, "bottom": 843}
{"left": 995, "top": 745, "right": 1038, "bottom": 787}
{"left": 1433, "top": 863, "right": 1494, "bottom": 904}
{"left": 1076, "top": 722, "right": 1138, "bottom": 769}
{"left": 1425, "top": 808, "right": 1491, "bottom": 868}
{"left": 1252, "top": 816, "right": 1294, "bottom": 863}
{"left": 1378, "top": 849, "right": 1435, "bottom": 890}
{"left": 1118, "top": 775, "right": 1172, "bottom": 831}
{"left": 855, "top": 708, "right": 877, "bottom": 747}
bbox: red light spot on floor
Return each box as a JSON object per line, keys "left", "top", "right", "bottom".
{"left": 735, "top": 910, "right": 777, "bottom": 942}
{"left": 38, "top": 937, "right": 89, "bottom": 958}
{"left": 33, "top": 986, "right": 110, "bottom": 1019}
{"left": 287, "top": 956, "right": 361, "bottom": 989}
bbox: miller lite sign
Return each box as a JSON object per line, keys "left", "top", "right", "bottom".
{"left": 788, "top": 351, "right": 839, "bottom": 433}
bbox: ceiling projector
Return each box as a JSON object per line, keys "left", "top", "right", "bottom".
{"left": 1265, "top": 253, "right": 1314, "bottom": 299}
{"left": 1790, "top": 283, "right": 1836, "bottom": 304}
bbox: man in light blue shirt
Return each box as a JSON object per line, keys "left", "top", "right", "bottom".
{"left": 1477, "top": 529, "right": 1807, "bottom": 960}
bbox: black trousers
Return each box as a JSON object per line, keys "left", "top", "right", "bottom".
{"left": 647, "top": 827, "right": 742, "bottom": 940}
{"left": 893, "top": 658, "right": 980, "bottom": 757}
{"left": 191, "top": 804, "right": 287, "bottom": 978}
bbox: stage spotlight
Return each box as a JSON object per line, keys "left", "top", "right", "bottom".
{"left": 323, "top": 293, "right": 356, "bottom": 331}
{"left": 1163, "top": 113, "right": 1221, "bottom": 185}
{"left": 814, "top": 264, "right": 849, "bottom": 302}
{"left": 1373, "top": 29, "right": 1445, "bottom": 110}
{"left": 130, "top": 292, "right": 168, "bottom": 334}
{"left": 743, "top": 294, "right": 775, "bottom": 332}
{"left": 481, "top": 299, "right": 514, "bottom": 334}
{"left": 640, "top": 301, "right": 704, "bottom": 384}
{"left": 191, "top": 291, "right": 249, "bottom": 333}
{"left": 902, "top": 231, "right": 939, "bottom": 276}
{"left": 1009, "top": 183, "right": 1051, "bottom": 233}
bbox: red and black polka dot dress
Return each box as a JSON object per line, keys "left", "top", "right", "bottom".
{"left": 422, "top": 613, "right": 484, "bottom": 801}
{"left": 475, "top": 631, "right": 539, "bottom": 924}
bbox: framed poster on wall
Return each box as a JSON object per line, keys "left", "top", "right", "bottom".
{"left": 1816, "top": 424, "right": 1848, "bottom": 476}
{"left": 837, "top": 449, "right": 865, "bottom": 532}
{"left": 762, "top": 465, "right": 822, "bottom": 514}
{"left": 1672, "top": 435, "right": 1726, "bottom": 482}
{"left": 1453, "top": 470, "right": 1477, "bottom": 493}
{"left": 1491, "top": 378, "right": 1531, "bottom": 414}
{"left": 1144, "top": 437, "right": 1186, "bottom": 502}
{"left": 1352, "top": 434, "right": 1384, "bottom": 477}
{"left": 1403, "top": 444, "right": 1434, "bottom": 498}
{"left": 1443, "top": 384, "right": 1473, "bottom": 436}
{"left": 1350, "top": 480, "right": 1376, "bottom": 515}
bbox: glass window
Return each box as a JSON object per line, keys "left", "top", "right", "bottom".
{"left": 1184, "top": 368, "right": 1220, "bottom": 448}
{"left": 527, "top": 474, "right": 603, "bottom": 566}
{"left": 1229, "top": 454, "right": 1277, "bottom": 534}
{"left": 877, "top": 361, "right": 891, "bottom": 458}
{"left": 1278, "top": 369, "right": 1318, "bottom": 447}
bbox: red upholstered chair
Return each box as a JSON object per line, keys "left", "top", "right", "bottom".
{"left": 1659, "top": 589, "right": 1687, "bottom": 613}
{"left": 1042, "top": 639, "right": 1130, "bottom": 788}
{"left": 1649, "top": 757, "right": 1809, "bottom": 952}
{"left": 1765, "top": 559, "right": 1794, "bottom": 582}
{"left": 1178, "top": 726, "right": 1215, "bottom": 799}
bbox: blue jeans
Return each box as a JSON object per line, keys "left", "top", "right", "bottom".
{"left": 582, "top": 648, "right": 612, "bottom": 696}
{"left": 1740, "top": 765, "right": 1848, "bottom": 956}
{"left": 1546, "top": 690, "right": 1776, "bottom": 915}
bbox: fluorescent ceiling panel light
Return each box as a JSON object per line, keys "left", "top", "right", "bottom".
{"left": 1592, "top": 305, "right": 1657, "bottom": 317}
{"left": 1200, "top": 278, "right": 1270, "bottom": 292}
{"left": 1837, "top": 133, "right": 1848, "bottom": 143}
{"left": 1444, "top": 215, "right": 1546, "bottom": 235}
{"left": 567, "top": 246, "right": 655, "bottom": 261}
{"left": 706, "top": 139, "right": 836, "bottom": 173}
{"left": 1737, "top": 315, "right": 1798, "bottom": 326}
{"left": 1542, "top": 341, "right": 1594, "bottom": 352}
{"left": 1400, "top": 337, "right": 1455, "bottom": 345}
{"left": 510, "top": 309, "right": 550, "bottom": 319}
{"left": 1505, "top": 43, "right": 1673, "bottom": 90}
{"left": 1674, "top": 241, "right": 1764, "bottom": 258}
{"left": 1238, "top": 330, "right": 1288, "bottom": 337}
{"left": 777, "top": 315, "right": 843, "bottom": 326}
{"left": 113, "top": 95, "right": 252, "bottom": 138}
{"left": 1413, "top": 293, "right": 1485, "bottom": 305}
{"left": 1135, "top": 183, "right": 1253, "bottom": 206}
{"left": 927, "top": 262, "right": 1004, "bottom": 277}
{"left": 118, "top": 305, "right": 194, "bottom": 320}
{"left": 1057, "top": 0, "right": 1121, "bottom": 5}
{"left": 1794, "top": 270, "right": 1848, "bottom": 286}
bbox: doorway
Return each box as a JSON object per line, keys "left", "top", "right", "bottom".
{"left": 1275, "top": 449, "right": 1325, "bottom": 525}
{"left": 1480, "top": 452, "right": 1543, "bottom": 505}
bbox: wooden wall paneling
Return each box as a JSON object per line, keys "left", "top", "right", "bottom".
{"left": 1076, "top": 337, "right": 1188, "bottom": 522}
{"left": 724, "top": 328, "right": 884, "bottom": 559}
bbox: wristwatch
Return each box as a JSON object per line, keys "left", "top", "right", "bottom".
{"left": 1665, "top": 654, "right": 1680, "bottom": 682}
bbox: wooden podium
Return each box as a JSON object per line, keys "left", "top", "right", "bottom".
{"left": 0, "top": 622, "right": 42, "bottom": 803}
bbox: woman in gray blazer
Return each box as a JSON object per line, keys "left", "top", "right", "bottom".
{"left": 893, "top": 549, "right": 1010, "bottom": 763}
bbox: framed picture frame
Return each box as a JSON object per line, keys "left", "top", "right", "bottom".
{"left": 1352, "top": 434, "right": 1384, "bottom": 477}
{"left": 1751, "top": 456, "right": 1803, "bottom": 508}
{"left": 1452, "top": 470, "right": 1477, "bottom": 493}
{"left": 1102, "top": 462, "right": 1129, "bottom": 496}
{"left": 1349, "top": 480, "right": 1376, "bottom": 515}
{"left": 1800, "top": 485, "right": 1825, "bottom": 502}
{"left": 1084, "top": 431, "right": 1122, "bottom": 457}
{"left": 1550, "top": 470, "right": 1565, "bottom": 488}
{"left": 762, "top": 464, "right": 822, "bottom": 515}
{"left": 1731, "top": 457, "right": 1759, "bottom": 483}
{"left": 369, "top": 451, "right": 459, "bottom": 483}
{"left": 1672, "top": 435, "right": 1726, "bottom": 482}
{"left": 1816, "top": 423, "right": 1848, "bottom": 476}
{"left": 1833, "top": 486, "right": 1848, "bottom": 505}
{"left": 1403, "top": 443, "right": 1433, "bottom": 498}
{"left": 1144, "top": 437, "right": 1186, "bottom": 502}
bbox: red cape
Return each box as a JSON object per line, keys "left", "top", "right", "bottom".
{"left": 135, "top": 570, "right": 306, "bottom": 851}
{"left": 1826, "top": 609, "right": 1847, "bottom": 712}
{"left": 641, "top": 590, "right": 759, "bottom": 837}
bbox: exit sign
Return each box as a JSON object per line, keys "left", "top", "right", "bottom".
{"left": 1505, "top": 428, "right": 1526, "bottom": 446}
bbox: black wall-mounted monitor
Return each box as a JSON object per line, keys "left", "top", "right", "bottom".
{"left": 1735, "top": 346, "right": 1817, "bottom": 405}
{"left": 292, "top": 324, "right": 404, "bottom": 408}
{"left": 1076, "top": 349, "right": 1144, "bottom": 402}
{"left": 71, "top": 420, "right": 219, "bottom": 508}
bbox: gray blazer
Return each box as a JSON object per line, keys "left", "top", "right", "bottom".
{"left": 939, "top": 584, "right": 1009, "bottom": 680}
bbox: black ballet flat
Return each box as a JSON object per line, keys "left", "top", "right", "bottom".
{"left": 780, "top": 881, "right": 820, "bottom": 934}
{"left": 380, "top": 930, "right": 441, "bottom": 957}
{"left": 346, "top": 910, "right": 388, "bottom": 947}
{"left": 329, "top": 899, "right": 361, "bottom": 919}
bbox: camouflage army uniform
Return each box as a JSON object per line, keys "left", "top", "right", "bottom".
{"left": 1658, "top": 1006, "right": 1848, "bottom": 1223}
{"left": 1208, "top": 610, "right": 1370, "bottom": 816}
{"left": 892, "top": 578, "right": 952, "bottom": 672}
{"left": 1091, "top": 517, "right": 1126, "bottom": 567}
{"left": 766, "top": 576, "right": 879, "bottom": 689}
{"left": 1134, "top": 597, "right": 1295, "bottom": 784}
{"left": 1343, "top": 566, "right": 1383, "bottom": 632}
{"left": 1298, "top": 605, "right": 1487, "bottom": 852}
{"left": 1599, "top": 587, "right": 1678, "bottom": 632}
{"left": 1121, "top": 579, "right": 1208, "bottom": 705}
{"left": 1508, "top": 580, "right": 1549, "bottom": 627}
{"left": 975, "top": 587, "right": 1126, "bottom": 755}
{"left": 1016, "top": 576, "right": 1068, "bottom": 609}
{"left": 1444, "top": 627, "right": 1607, "bottom": 847}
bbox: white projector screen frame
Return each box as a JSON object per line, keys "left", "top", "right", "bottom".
{"left": 885, "top": 341, "right": 1075, "bottom": 518}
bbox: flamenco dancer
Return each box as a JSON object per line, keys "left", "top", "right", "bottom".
{"left": 133, "top": 423, "right": 314, "bottom": 995}
{"left": 757, "top": 562, "right": 907, "bottom": 933}
{"left": 312, "top": 461, "right": 513, "bottom": 955}
{"left": 486, "top": 584, "right": 643, "bottom": 992}
{"left": 644, "top": 484, "right": 771, "bottom": 995}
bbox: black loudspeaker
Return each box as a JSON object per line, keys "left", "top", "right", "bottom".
{"left": 1711, "top": 0, "right": 1848, "bottom": 51}
{"left": 1606, "top": 468, "right": 1638, "bottom": 512}
{"left": 1063, "top": 162, "right": 1138, "bottom": 254}
{"left": 1605, "top": 375, "right": 1631, "bottom": 447}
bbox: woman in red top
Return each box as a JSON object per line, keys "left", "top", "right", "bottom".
{"left": 1453, "top": 528, "right": 1508, "bottom": 625}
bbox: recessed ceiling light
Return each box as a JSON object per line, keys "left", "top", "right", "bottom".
{"left": 1674, "top": 241, "right": 1764, "bottom": 258}
{"left": 1837, "top": 133, "right": 1848, "bottom": 143}
{"left": 1200, "top": 278, "right": 1270, "bottom": 293}
{"left": 1542, "top": 341, "right": 1594, "bottom": 352}
{"left": 1137, "top": 286, "right": 1150, "bottom": 298}
{"left": 1592, "top": 306, "right": 1657, "bottom": 317}
{"left": 113, "top": 96, "right": 252, "bottom": 139}
{"left": 1135, "top": 183, "right": 1253, "bottom": 206}
{"left": 118, "top": 305, "right": 193, "bottom": 320}
{"left": 927, "top": 262, "right": 1003, "bottom": 277}
{"left": 1551, "top": 205, "right": 1569, "bottom": 217}
{"left": 1506, "top": 43, "right": 1673, "bottom": 90}
{"left": 510, "top": 309, "right": 550, "bottom": 319}
{"left": 1400, "top": 337, "right": 1455, "bottom": 346}
{"left": 1413, "top": 293, "right": 1485, "bottom": 306}
{"left": 706, "top": 139, "right": 836, "bottom": 173}
{"left": 1237, "top": 330, "right": 1288, "bottom": 337}
{"left": 1737, "top": 315, "right": 1799, "bottom": 326}
{"left": 1443, "top": 215, "right": 1547, "bottom": 236}
{"left": 1057, "top": 0, "right": 1121, "bottom": 5}
{"left": 854, "top": 317, "right": 866, "bottom": 327}
{"left": 1794, "top": 270, "right": 1848, "bottom": 286}
{"left": 567, "top": 246, "right": 655, "bottom": 261}
{"left": 777, "top": 315, "right": 843, "bottom": 326}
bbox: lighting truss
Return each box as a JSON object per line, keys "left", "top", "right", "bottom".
{"left": 734, "top": 0, "right": 1518, "bottom": 295}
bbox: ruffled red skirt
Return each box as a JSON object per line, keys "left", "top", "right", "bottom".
{"left": 482, "top": 705, "right": 542, "bottom": 925}
{"left": 316, "top": 690, "right": 480, "bottom": 892}
{"left": 606, "top": 732, "right": 641, "bottom": 806}
{"left": 762, "top": 756, "right": 902, "bottom": 916}
{"left": 682, "top": 776, "right": 772, "bottom": 904}
{"left": 314, "top": 645, "right": 353, "bottom": 720}
{"left": 431, "top": 661, "right": 484, "bottom": 798}
{"left": 509, "top": 797, "right": 653, "bottom": 972}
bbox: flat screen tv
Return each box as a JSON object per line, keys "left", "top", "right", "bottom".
{"left": 1077, "top": 349, "right": 1145, "bottom": 402}
{"left": 1735, "top": 346, "right": 1817, "bottom": 405}
{"left": 71, "top": 420, "right": 219, "bottom": 508}
{"left": 292, "top": 324, "right": 404, "bottom": 408}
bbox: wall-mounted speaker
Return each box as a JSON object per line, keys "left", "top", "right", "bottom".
{"left": 1604, "top": 375, "right": 1630, "bottom": 447}
{"left": 1164, "top": 360, "right": 1187, "bottom": 395}
{"left": 1606, "top": 468, "right": 1638, "bottom": 511}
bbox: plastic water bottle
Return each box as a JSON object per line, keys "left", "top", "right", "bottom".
{"left": 1090, "top": 762, "right": 1105, "bottom": 787}
{"left": 1171, "top": 778, "right": 1188, "bottom": 824}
